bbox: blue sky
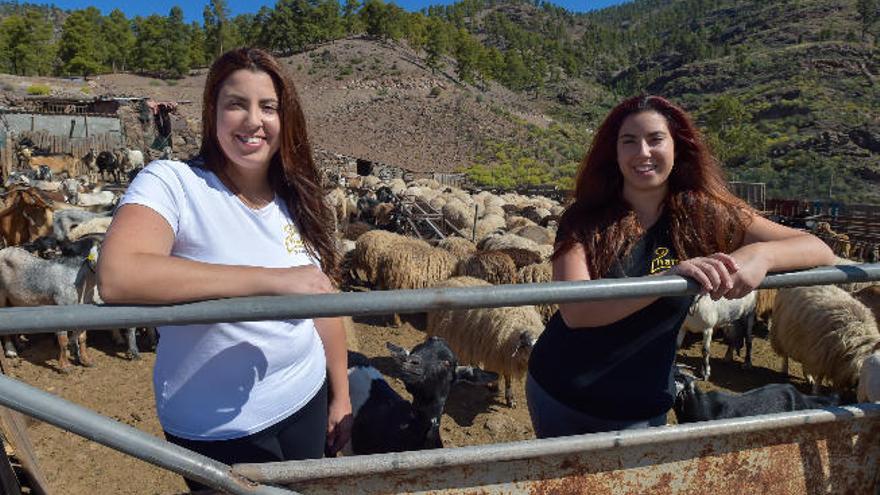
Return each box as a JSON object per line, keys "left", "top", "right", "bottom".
{"left": 35, "top": 0, "right": 628, "bottom": 24}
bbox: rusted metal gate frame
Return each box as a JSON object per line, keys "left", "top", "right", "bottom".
{"left": 235, "top": 405, "right": 880, "bottom": 494}
{"left": 0, "top": 265, "right": 876, "bottom": 494}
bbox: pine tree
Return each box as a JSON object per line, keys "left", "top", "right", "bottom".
{"left": 315, "top": 0, "right": 344, "bottom": 42}
{"left": 361, "top": 0, "right": 404, "bottom": 41}
{"left": 166, "top": 6, "right": 191, "bottom": 78}
{"left": 132, "top": 15, "right": 169, "bottom": 75}
{"left": 103, "top": 9, "right": 135, "bottom": 72}
{"left": 267, "top": 0, "right": 318, "bottom": 55}
{"left": 188, "top": 22, "right": 208, "bottom": 68}
{"left": 453, "top": 28, "right": 480, "bottom": 84}
{"left": 342, "top": 0, "right": 363, "bottom": 34}
{"left": 405, "top": 12, "right": 428, "bottom": 53}
{"left": 424, "top": 17, "right": 447, "bottom": 74}
{"left": 0, "top": 11, "right": 55, "bottom": 76}
{"left": 204, "top": 0, "right": 241, "bottom": 59}
{"left": 856, "top": 0, "right": 879, "bottom": 41}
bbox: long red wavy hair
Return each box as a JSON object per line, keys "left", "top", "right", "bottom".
{"left": 554, "top": 95, "right": 753, "bottom": 278}
{"left": 200, "top": 48, "right": 339, "bottom": 282}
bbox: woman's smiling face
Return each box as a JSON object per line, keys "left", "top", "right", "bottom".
{"left": 215, "top": 69, "right": 281, "bottom": 172}
{"left": 616, "top": 110, "right": 675, "bottom": 196}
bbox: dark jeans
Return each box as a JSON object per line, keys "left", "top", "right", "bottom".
{"left": 526, "top": 373, "right": 666, "bottom": 438}
{"left": 164, "top": 380, "right": 328, "bottom": 492}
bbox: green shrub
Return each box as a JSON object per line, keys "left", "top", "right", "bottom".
{"left": 429, "top": 86, "right": 442, "bottom": 97}
{"left": 26, "top": 84, "right": 51, "bottom": 95}
{"left": 166, "top": 80, "right": 178, "bottom": 86}
{"left": 149, "top": 80, "right": 162, "bottom": 87}
{"left": 80, "top": 85, "right": 90, "bottom": 95}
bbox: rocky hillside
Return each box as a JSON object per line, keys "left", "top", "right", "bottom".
{"left": 1, "top": 0, "right": 878, "bottom": 202}
{"left": 0, "top": 36, "right": 563, "bottom": 176}
{"left": 527, "top": 0, "right": 880, "bottom": 202}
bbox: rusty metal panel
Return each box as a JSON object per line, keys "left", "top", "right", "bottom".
{"left": 235, "top": 404, "right": 880, "bottom": 495}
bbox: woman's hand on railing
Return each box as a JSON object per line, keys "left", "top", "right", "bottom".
{"left": 667, "top": 253, "right": 739, "bottom": 300}
{"left": 726, "top": 244, "right": 772, "bottom": 300}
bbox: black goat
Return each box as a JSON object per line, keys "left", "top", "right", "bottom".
{"left": 718, "top": 310, "right": 755, "bottom": 369}
{"left": 96, "top": 151, "right": 120, "bottom": 183}
{"left": 673, "top": 366, "right": 840, "bottom": 424}
{"left": 20, "top": 235, "right": 59, "bottom": 258}
{"left": 345, "top": 337, "right": 496, "bottom": 455}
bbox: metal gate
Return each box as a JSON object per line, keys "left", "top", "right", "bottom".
{"left": 0, "top": 264, "right": 877, "bottom": 494}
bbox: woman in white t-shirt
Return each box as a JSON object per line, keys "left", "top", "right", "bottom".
{"left": 98, "top": 48, "right": 351, "bottom": 490}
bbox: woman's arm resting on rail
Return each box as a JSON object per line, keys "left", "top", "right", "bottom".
{"left": 315, "top": 317, "right": 352, "bottom": 456}
{"left": 724, "top": 214, "right": 837, "bottom": 299}
{"left": 555, "top": 243, "right": 663, "bottom": 328}
{"left": 556, "top": 244, "right": 739, "bottom": 328}
{"left": 98, "top": 204, "right": 334, "bottom": 304}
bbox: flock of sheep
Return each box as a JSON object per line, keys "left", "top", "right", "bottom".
{"left": 0, "top": 161, "right": 878, "bottom": 454}
{"left": 328, "top": 171, "right": 880, "bottom": 427}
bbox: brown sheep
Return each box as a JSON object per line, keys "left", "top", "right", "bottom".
{"left": 456, "top": 251, "right": 517, "bottom": 285}
{"left": 344, "top": 221, "right": 373, "bottom": 241}
{"left": 516, "top": 262, "right": 557, "bottom": 323}
{"left": 349, "top": 230, "right": 407, "bottom": 285}
{"left": 496, "top": 247, "right": 543, "bottom": 269}
{"left": 426, "top": 276, "right": 545, "bottom": 407}
{"left": 437, "top": 236, "right": 476, "bottom": 258}
{"left": 855, "top": 285, "right": 880, "bottom": 323}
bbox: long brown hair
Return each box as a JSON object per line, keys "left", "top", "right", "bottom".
{"left": 200, "top": 48, "right": 339, "bottom": 282}
{"left": 555, "top": 95, "right": 752, "bottom": 278}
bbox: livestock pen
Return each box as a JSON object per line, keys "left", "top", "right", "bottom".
{"left": 0, "top": 264, "right": 878, "bottom": 494}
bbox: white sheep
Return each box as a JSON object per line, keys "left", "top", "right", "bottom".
{"left": 771, "top": 285, "right": 880, "bottom": 397}
{"left": 426, "top": 276, "right": 544, "bottom": 407}
{"left": 677, "top": 292, "right": 757, "bottom": 380}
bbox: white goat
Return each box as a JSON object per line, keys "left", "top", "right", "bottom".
{"left": 0, "top": 244, "right": 99, "bottom": 371}
{"left": 677, "top": 292, "right": 757, "bottom": 380}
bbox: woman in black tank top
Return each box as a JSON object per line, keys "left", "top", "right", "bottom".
{"left": 526, "top": 95, "right": 835, "bottom": 438}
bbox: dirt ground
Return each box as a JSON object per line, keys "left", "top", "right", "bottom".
{"left": 1, "top": 316, "right": 816, "bottom": 495}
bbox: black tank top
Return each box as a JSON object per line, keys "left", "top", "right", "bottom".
{"left": 528, "top": 215, "right": 693, "bottom": 420}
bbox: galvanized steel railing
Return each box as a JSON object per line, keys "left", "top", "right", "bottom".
{"left": 0, "top": 263, "right": 877, "bottom": 494}
{"left": 0, "top": 264, "right": 877, "bottom": 334}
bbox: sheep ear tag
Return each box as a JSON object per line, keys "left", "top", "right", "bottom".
{"left": 86, "top": 247, "right": 98, "bottom": 263}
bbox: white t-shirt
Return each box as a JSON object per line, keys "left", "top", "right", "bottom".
{"left": 119, "top": 160, "right": 326, "bottom": 440}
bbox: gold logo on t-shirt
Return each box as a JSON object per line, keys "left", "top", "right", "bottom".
{"left": 650, "top": 246, "right": 678, "bottom": 274}
{"left": 283, "top": 223, "right": 306, "bottom": 254}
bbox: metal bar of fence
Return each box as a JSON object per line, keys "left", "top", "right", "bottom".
{"left": 0, "top": 374, "right": 298, "bottom": 495}
{"left": 233, "top": 403, "right": 880, "bottom": 484}
{"left": 0, "top": 264, "right": 876, "bottom": 335}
